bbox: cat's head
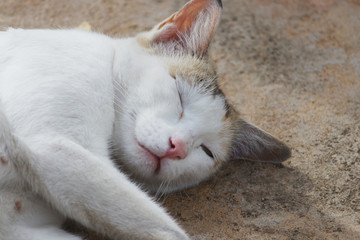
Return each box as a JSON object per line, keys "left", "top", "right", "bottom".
{"left": 112, "top": 0, "right": 290, "bottom": 193}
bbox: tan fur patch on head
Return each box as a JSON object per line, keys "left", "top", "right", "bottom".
{"left": 165, "top": 55, "right": 216, "bottom": 84}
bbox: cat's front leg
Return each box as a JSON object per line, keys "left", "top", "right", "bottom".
{"left": 14, "top": 135, "right": 189, "bottom": 240}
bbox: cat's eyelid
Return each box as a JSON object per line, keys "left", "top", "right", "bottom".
{"left": 177, "top": 89, "right": 183, "bottom": 106}
{"left": 200, "top": 144, "right": 214, "bottom": 159}
{"left": 172, "top": 75, "right": 184, "bottom": 118}
{"left": 177, "top": 89, "right": 184, "bottom": 119}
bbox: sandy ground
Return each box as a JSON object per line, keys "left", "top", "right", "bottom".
{"left": 1, "top": 0, "right": 359, "bottom": 239}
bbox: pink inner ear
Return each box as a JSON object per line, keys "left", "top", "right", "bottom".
{"left": 154, "top": 0, "right": 220, "bottom": 54}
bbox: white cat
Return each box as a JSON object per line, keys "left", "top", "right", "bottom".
{"left": 0, "top": 0, "right": 290, "bottom": 239}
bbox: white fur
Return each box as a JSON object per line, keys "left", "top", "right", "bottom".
{"left": 0, "top": 18, "right": 227, "bottom": 240}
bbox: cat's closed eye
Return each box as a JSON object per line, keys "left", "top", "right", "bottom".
{"left": 178, "top": 91, "right": 184, "bottom": 119}
{"left": 200, "top": 144, "right": 214, "bottom": 158}
{"left": 173, "top": 76, "right": 184, "bottom": 119}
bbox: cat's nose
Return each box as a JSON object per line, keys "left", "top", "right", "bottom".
{"left": 161, "top": 138, "right": 188, "bottom": 160}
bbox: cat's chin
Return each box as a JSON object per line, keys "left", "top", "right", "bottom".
{"left": 137, "top": 142, "right": 161, "bottom": 173}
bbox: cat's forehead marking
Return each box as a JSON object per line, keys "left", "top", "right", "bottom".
{"left": 165, "top": 55, "right": 215, "bottom": 80}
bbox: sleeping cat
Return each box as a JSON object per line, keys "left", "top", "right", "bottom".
{"left": 0, "top": 0, "right": 290, "bottom": 239}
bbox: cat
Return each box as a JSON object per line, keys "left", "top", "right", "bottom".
{"left": 0, "top": 0, "right": 291, "bottom": 239}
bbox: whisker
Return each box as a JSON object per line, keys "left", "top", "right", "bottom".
{"left": 155, "top": 181, "right": 165, "bottom": 200}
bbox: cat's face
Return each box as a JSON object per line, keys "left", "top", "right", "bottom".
{"left": 112, "top": 0, "right": 290, "bottom": 193}
{"left": 114, "top": 53, "right": 232, "bottom": 192}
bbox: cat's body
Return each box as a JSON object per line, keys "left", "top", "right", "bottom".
{"left": 0, "top": 0, "right": 290, "bottom": 239}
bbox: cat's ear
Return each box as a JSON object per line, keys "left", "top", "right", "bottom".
{"left": 230, "top": 119, "right": 291, "bottom": 163}
{"left": 142, "top": 0, "right": 222, "bottom": 56}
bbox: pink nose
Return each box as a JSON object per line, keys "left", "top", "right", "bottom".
{"left": 161, "top": 138, "right": 188, "bottom": 160}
